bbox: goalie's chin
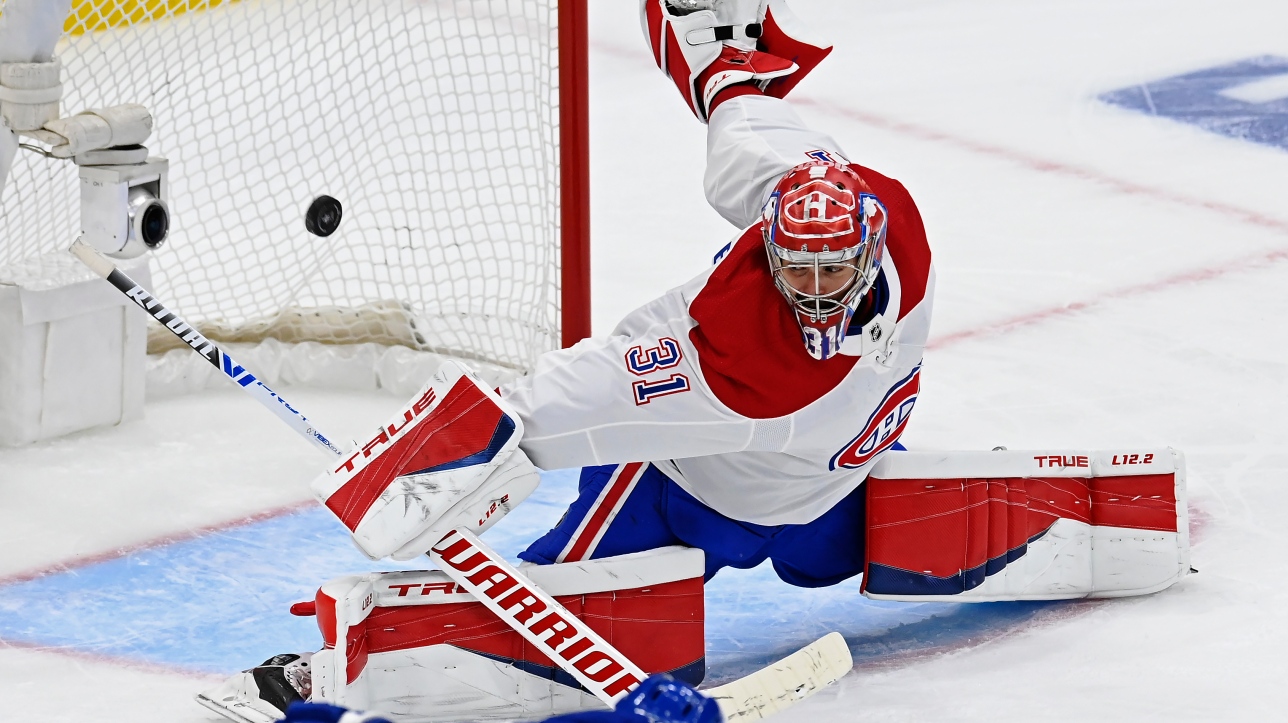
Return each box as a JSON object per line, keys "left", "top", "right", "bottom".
{"left": 794, "top": 312, "right": 853, "bottom": 361}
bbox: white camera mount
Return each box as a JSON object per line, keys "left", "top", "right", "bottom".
{"left": 78, "top": 155, "right": 170, "bottom": 259}
{"left": 2, "top": 55, "right": 169, "bottom": 259}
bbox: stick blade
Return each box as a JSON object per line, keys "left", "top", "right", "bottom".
{"left": 194, "top": 690, "right": 281, "bottom": 723}
{"left": 705, "top": 632, "right": 853, "bottom": 721}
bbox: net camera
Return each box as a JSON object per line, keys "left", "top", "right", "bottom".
{"left": 78, "top": 153, "right": 170, "bottom": 259}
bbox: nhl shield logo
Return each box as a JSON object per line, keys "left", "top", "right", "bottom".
{"left": 829, "top": 365, "right": 921, "bottom": 470}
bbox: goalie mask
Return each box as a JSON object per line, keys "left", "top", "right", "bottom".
{"left": 762, "top": 160, "right": 888, "bottom": 361}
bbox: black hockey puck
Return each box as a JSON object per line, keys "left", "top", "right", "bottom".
{"left": 304, "top": 195, "right": 343, "bottom": 237}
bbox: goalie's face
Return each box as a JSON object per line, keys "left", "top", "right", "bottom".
{"left": 776, "top": 260, "right": 861, "bottom": 298}
{"left": 761, "top": 161, "right": 888, "bottom": 361}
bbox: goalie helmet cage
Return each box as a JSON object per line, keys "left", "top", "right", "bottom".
{"left": 0, "top": 0, "right": 591, "bottom": 374}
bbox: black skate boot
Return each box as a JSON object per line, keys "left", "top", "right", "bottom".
{"left": 196, "top": 652, "right": 313, "bottom": 723}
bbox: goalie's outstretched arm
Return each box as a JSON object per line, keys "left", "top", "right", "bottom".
{"left": 500, "top": 308, "right": 762, "bottom": 471}
{"left": 704, "top": 94, "right": 850, "bottom": 229}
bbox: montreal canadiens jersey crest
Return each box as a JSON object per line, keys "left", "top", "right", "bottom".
{"left": 829, "top": 365, "right": 921, "bottom": 470}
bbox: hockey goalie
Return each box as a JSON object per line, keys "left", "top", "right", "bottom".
{"left": 201, "top": 1, "right": 1191, "bottom": 721}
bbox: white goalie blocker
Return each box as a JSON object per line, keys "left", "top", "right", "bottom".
{"left": 311, "top": 361, "right": 540, "bottom": 561}
{"left": 862, "top": 448, "right": 1191, "bottom": 602}
{"left": 306, "top": 547, "right": 707, "bottom": 722}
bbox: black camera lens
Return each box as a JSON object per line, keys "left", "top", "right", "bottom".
{"left": 140, "top": 202, "right": 169, "bottom": 247}
{"left": 126, "top": 187, "right": 170, "bottom": 256}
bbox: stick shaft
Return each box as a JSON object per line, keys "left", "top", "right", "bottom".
{"left": 70, "top": 239, "right": 342, "bottom": 457}
{"left": 430, "top": 528, "right": 646, "bottom": 707}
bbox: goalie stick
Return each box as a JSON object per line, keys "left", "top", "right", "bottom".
{"left": 68, "top": 241, "right": 343, "bottom": 458}
{"left": 706, "top": 631, "right": 851, "bottom": 721}
{"left": 70, "top": 239, "right": 853, "bottom": 719}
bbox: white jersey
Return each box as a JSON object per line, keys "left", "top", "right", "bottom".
{"left": 501, "top": 95, "right": 936, "bottom": 526}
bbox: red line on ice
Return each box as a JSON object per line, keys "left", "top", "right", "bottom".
{"left": 0, "top": 499, "right": 315, "bottom": 587}
{"left": 796, "top": 97, "right": 1288, "bottom": 236}
{"left": 0, "top": 636, "right": 223, "bottom": 681}
{"left": 794, "top": 97, "right": 1288, "bottom": 348}
{"left": 929, "top": 247, "right": 1288, "bottom": 349}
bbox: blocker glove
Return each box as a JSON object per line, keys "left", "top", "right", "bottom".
{"left": 311, "top": 361, "right": 539, "bottom": 560}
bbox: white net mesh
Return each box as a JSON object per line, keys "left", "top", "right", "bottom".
{"left": 1, "top": 0, "right": 563, "bottom": 372}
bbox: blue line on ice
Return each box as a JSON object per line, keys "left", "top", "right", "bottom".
{"left": 1102, "top": 56, "right": 1288, "bottom": 152}
{"left": 0, "top": 470, "right": 1053, "bottom": 680}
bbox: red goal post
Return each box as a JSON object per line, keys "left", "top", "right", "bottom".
{"left": 0, "top": 0, "right": 592, "bottom": 377}
{"left": 559, "top": 0, "right": 590, "bottom": 349}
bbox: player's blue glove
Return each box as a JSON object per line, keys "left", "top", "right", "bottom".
{"left": 280, "top": 674, "right": 720, "bottom": 723}
{"left": 610, "top": 674, "right": 722, "bottom": 723}
{"left": 544, "top": 674, "right": 722, "bottom": 723}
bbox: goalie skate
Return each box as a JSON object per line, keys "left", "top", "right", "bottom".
{"left": 196, "top": 653, "right": 313, "bottom": 723}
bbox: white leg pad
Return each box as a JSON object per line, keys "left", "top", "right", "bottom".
{"left": 862, "top": 448, "right": 1191, "bottom": 602}
{"left": 309, "top": 546, "right": 707, "bottom": 721}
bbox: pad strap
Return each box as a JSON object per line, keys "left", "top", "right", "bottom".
{"left": 684, "top": 22, "right": 762, "bottom": 45}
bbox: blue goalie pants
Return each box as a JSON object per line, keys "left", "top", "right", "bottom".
{"left": 519, "top": 461, "right": 869, "bottom": 587}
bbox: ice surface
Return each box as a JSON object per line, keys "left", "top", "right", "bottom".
{"left": 1101, "top": 56, "right": 1288, "bottom": 152}
{"left": 0, "top": 468, "right": 1046, "bottom": 683}
{"left": 4, "top": 0, "right": 1288, "bottom": 720}
{"left": 1220, "top": 72, "right": 1288, "bottom": 104}
{"left": 0, "top": 459, "right": 1059, "bottom": 682}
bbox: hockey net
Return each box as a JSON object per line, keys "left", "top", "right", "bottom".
{"left": 0, "top": 0, "right": 587, "bottom": 377}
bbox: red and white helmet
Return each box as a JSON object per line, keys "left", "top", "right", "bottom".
{"left": 761, "top": 160, "right": 888, "bottom": 360}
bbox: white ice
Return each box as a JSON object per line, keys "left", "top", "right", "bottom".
{"left": 4, "top": 0, "right": 1288, "bottom": 720}
{"left": 1220, "top": 73, "right": 1288, "bottom": 104}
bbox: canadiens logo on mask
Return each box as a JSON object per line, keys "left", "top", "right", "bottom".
{"left": 762, "top": 160, "right": 888, "bottom": 361}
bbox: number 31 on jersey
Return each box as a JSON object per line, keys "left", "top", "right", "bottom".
{"left": 625, "top": 337, "right": 691, "bottom": 406}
